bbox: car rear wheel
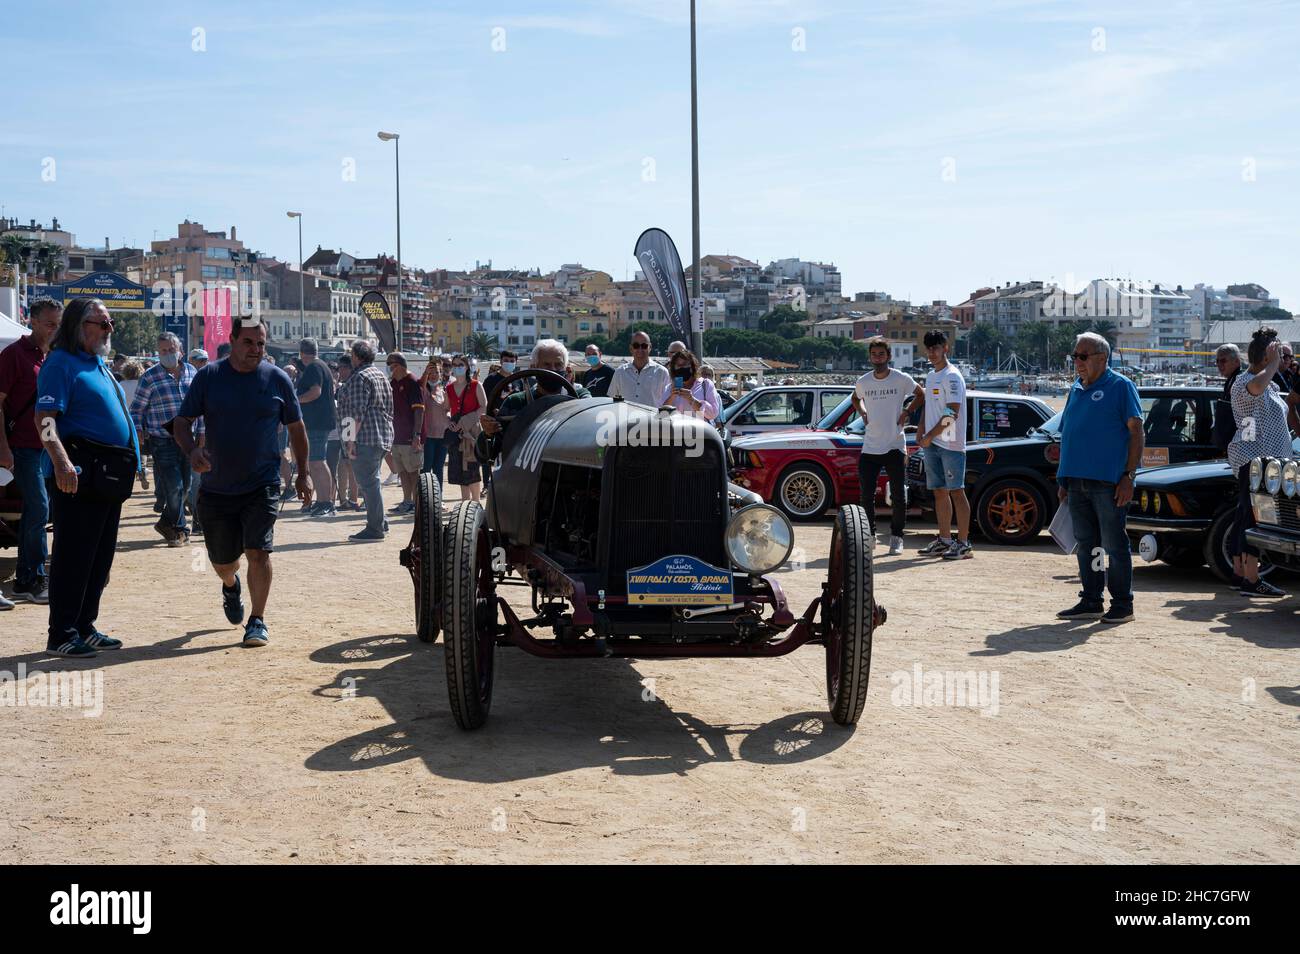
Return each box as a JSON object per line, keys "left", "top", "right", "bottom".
{"left": 975, "top": 478, "right": 1047, "bottom": 545}
{"left": 824, "top": 504, "right": 875, "bottom": 726}
{"left": 409, "top": 472, "right": 443, "bottom": 643}
{"left": 443, "top": 500, "right": 497, "bottom": 729}
{"left": 775, "top": 463, "right": 832, "bottom": 520}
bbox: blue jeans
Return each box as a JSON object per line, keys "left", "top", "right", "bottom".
{"left": 422, "top": 435, "right": 447, "bottom": 487}
{"left": 150, "top": 436, "right": 191, "bottom": 533}
{"left": 1066, "top": 477, "right": 1132, "bottom": 609}
{"left": 353, "top": 444, "right": 387, "bottom": 533}
{"left": 12, "top": 446, "right": 48, "bottom": 590}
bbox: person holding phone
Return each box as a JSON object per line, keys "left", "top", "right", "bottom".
{"left": 662, "top": 349, "right": 719, "bottom": 421}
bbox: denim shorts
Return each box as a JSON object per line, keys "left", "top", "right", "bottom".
{"left": 924, "top": 444, "right": 967, "bottom": 490}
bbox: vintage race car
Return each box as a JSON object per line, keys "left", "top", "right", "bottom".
{"left": 400, "top": 369, "right": 886, "bottom": 730}
{"left": 1243, "top": 454, "right": 1300, "bottom": 572}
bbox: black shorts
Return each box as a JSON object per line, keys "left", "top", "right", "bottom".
{"left": 198, "top": 484, "right": 280, "bottom": 565}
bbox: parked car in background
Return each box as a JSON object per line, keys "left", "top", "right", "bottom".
{"left": 729, "top": 390, "right": 1053, "bottom": 521}
{"left": 720, "top": 384, "right": 855, "bottom": 438}
{"left": 905, "top": 386, "right": 1224, "bottom": 546}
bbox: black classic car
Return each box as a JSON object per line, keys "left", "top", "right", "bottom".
{"left": 1128, "top": 439, "right": 1300, "bottom": 581}
{"left": 1242, "top": 454, "right": 1300, "bottom": 572}
{"left": 399, "top": 369, "right": 887, "bottom": 730}
{"left": 906, "top": 387, "right": 1225, "bottom": 546}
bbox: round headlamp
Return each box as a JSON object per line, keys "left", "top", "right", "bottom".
{"left": 1140, "top": 491, "right": 1149, "bottom": 511}
{"left": 1249, "top": 458, "right": 1264, "bottom": 492}
{"left": 1153, "top": 493, "right": 1162, "bottom": 514}
{"left": 1283, "top": 461, "right": 1300, "bottom": 498}
{"left": 1264, "top": 458, "right": 1283, "bottom": 495}
{"left": 724, "top": 504, "right": 794, "bottom": 575}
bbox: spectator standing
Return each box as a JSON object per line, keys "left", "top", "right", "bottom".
{"left": 35, "top": 299, "right": 138, "bottom": 657}
{"left": 916, "top": 331, "right": 973, "bottom": 561}
{"left": 445, "top": 355, "right": 487, "bottom": 501}
{"left": 295, "top": 338, "right": 336, "bottom": 517}
{"left": 332, "top": 359, "right": 359, "bottom": 510}
{"left": 663, "top": 349, "right": 719, "bottom": 420}
{"left": 1226, "top": 329, "right": 1293, "bottom": 597}
{"left": 1055, "top": 332, "right": 1144, "bottom": 623}
{"left": 852, "top": 336, "right": 923, "bottom": 555}
{"left": 583, "top": 344, "right": 615, "bottom": 397}
{"left": 0, "top": 297, "right": 62, "bottom": 607}
{"left": 173, "top": 320, "right": 311, "bottom": 647}
{"left": 609, "top": 331, "right": 670, "bottom": 406}
{"left": 386, "top": 352, "right": 424, "bottom": 515}
{"left": 421, "top": 358, "right": 451, "bottom": 488}
{"left": 481, "top": 350, "right": 517, "bottom": 400}
{"left": 129, "top": 331, "right": 199, "bottom": 546}
{"left": 337, "top": 340, "right": 394, "bottom": 541}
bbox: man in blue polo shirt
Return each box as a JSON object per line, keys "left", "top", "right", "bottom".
{"left": 1055, "top": 331, "right": 1144, "bottom": 625}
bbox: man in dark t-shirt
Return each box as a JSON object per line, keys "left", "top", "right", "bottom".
{"left": 385, "top": 352, "right": 424, "bottom": 515}
{"left": 174, "top": 321, "right": 308, "bottom": 649}
{"left": 295, "top": 338, "right": 335, "bottom": 516}
{"left": 582, "top": 344, "right": 615, "bottom": 397}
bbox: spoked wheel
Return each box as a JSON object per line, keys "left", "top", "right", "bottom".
{"left": 409, "top": 472, "right": 443, "bottom": 643}
{"left": 443, "top": 500, "right": 497, "bottom": 730}
{"left": 976, "top": 478, "right": 1046, "bottom": 545}
{"left": 823, "top": 503, "right": 875, "bottom": 726}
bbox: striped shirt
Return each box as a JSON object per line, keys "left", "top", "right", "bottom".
{"left": 129, "top": 361, "right": 203, "bottom": 440}
{"left": 337, "top": 362, "right": 394, "bottom": 450}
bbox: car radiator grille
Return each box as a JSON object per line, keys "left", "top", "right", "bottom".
{"left": 604, "top": 445, "right": 728, "bottom": 592}
{"left": 1278, "top": 498, "right": 1300, "bottom": 532}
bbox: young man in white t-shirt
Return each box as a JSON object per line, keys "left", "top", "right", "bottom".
{"left": 852, "top": 337, "right": 923, "bottom": 555}
{"left": 917, "top": 330, "right": 972, "bottom": 560}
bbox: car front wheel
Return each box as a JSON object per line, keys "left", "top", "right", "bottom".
{"left": 975, "top": 478, "right": 1047, "bottom": 545}
{"left": 774, "top": 464, "right": 832, "bottom": 520}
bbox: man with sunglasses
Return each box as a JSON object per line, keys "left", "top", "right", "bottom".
{"left": 1055, "top": 332, "right": 1144, "bottom": 625}
{"left": 609, "top": 331, "right": 670, "bottom": 406}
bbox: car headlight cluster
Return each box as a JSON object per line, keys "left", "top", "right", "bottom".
{"left": 1265, "top": 458, "right": 1283, "bottom": 495}
{"left": 724, "top": 504, "right": 794, "bottom": 575}
{"left": 1284, "top": 461, "right": 1300, "bottom": 498}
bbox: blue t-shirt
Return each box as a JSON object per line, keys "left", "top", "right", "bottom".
{"left": 179, "top": 359, "right": 302, "bottom": 496}
{"left": 36, "top": 347, "right": 136, "bottom": 454}
{"left": 1057, "top": 367, "right": 1142, "bottom": 484}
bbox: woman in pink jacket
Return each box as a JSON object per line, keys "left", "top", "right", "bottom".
{"left": 663, "top": 349, "right": 720, "bottom": 421}
{"left": 420, "top": 358, "right": 451, "bottom": 489}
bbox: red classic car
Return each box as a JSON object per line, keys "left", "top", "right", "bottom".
{"left": 728, "top": 390, "right": 1053, "bottom": 520}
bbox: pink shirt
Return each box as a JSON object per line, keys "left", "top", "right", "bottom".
{"left": 665, "top": 377, "right": 720, "bottom": 421}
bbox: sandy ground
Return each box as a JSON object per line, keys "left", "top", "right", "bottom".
{"left": 2, "top": 482, "right": 1298, "bottom": 864}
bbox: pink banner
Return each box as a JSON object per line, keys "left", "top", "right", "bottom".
{"left": 202, "top": 287, "right": 232, "bottom": 358}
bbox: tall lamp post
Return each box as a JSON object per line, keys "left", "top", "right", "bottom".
{"left": 689, "top": 0, "right": 703, "bottom": 360}
{"left": 377, "top": 131, "right": 402, "bottom": 351}
{"left": 286, "top": 211, "right": 304, "bottom": 340}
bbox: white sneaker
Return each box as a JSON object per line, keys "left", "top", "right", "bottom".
{"left": 888, "top": 535, "right": 904, "bottom": 556}
{"left": 383, "top": 473, "right": 401, "bottom": 486}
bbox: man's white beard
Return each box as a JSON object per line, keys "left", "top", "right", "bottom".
{"left": 94, "top": 336, "right": 111, "bottom": 357}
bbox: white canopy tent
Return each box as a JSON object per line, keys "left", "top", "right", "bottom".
{"left": 0, "top": 310, "right": 29, "bottom": 351}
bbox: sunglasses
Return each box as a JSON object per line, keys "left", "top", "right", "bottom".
{"left": 83, "top": 318, "right": 114, "bottom": 330}
{"left": 631, "top": 342, "right": 650, "bottom": 350}
{"left": 1069, "top": 352, "right": 1098, "bottom": 361}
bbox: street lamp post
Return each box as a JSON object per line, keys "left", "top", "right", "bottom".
{"left": 378, "top": 131, "right": 402, "bottom": 351}
{"left": 287, "top": 211, "right": 304, "bottom": 340}
{"left": 689, "top": 0, "right": 704, "bottom": 360}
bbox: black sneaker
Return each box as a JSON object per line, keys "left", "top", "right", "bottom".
{"left": 11, "top": 581, "right": 49, "bottom": 605}
{"left": 1100, "top": 605, "right": 1134, "bottom": 625}
{"left": 1057, "top": 600, "right": 1105, "bottom": 620}
{"left": 918, "top": 537, "right": 951, "bottom": 556}
{"left": 80, "top": 630, "right": 123, "bottom": 650}
{"left": 47, "top": 637, "right": 98, "bottom": 659}
{"left": 222, "top": 575, "right": 246, "bottom": 624}
{"left": 349, "top": 528, "right": 386, "bottom": 542}
{"left": 154, "top": 519, "right": 178, "bottom": 543}
{"left": 1241, "top": 579, "right": 1287, "bottom": 598}
{"left": 242, "top": 617, "right": 269, "bottom": 647}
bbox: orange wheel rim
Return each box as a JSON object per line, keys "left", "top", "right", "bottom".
{"left": 987, "top": 488, "right": 1037, "bottom": 534}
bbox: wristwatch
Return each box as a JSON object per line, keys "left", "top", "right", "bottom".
{"left": 1123, "top": 470, "right": 1137, "bottom": 481}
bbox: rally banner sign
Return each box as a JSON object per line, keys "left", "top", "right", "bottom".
{"left": 201, "top": 287, "right": 231, "bottom": 358}
{"left": 633, "top": 228, "right": 691, "bottom": 340}
{"left": 359, "top": 291, "right": 397, "bottom": 353}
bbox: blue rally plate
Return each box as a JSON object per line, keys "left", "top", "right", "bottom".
{"left": 626, "top": 554, "right": 735, "bottom": 606}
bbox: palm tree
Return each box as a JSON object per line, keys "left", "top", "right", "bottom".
{"left": 1016, "top": 320, "right": 1053, "bottom": 367}
{"left": 466, "top": 331, "right": 499, "bottom": 359}
{"left": 33, "top": 241, "right": 65, "bottom": 285}
{"left": 0, "top": 235, "right": 35, "bottom": 279}
{"left": 1091, "top": 320, "right": 1118, "bottom": 349}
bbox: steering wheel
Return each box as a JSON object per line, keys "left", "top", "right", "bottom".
{"left": 485, "top": 368, "right": 577, "bottom": 430}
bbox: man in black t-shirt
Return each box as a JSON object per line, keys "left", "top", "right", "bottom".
{"left": 295, "top": 338, "right": 336, "bottom": 515}
{"left": 582, "top": 344, "right": 615, "bottom": 397}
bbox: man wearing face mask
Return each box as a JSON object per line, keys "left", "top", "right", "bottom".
{"left": 480, "top": 340, "right": 590, "bottom": 437}
{"left": 582, "top": 343, "right": 614, "bottom": 397}
{"left": 482, "top": 349, "right": 518, "bottom": 400}
{"left": 130, "top": 331, "right": 201, "bottom": 546}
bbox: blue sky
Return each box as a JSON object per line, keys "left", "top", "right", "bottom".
{"left": 3, "top": 0, "right": 1298, "bottom": 307}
